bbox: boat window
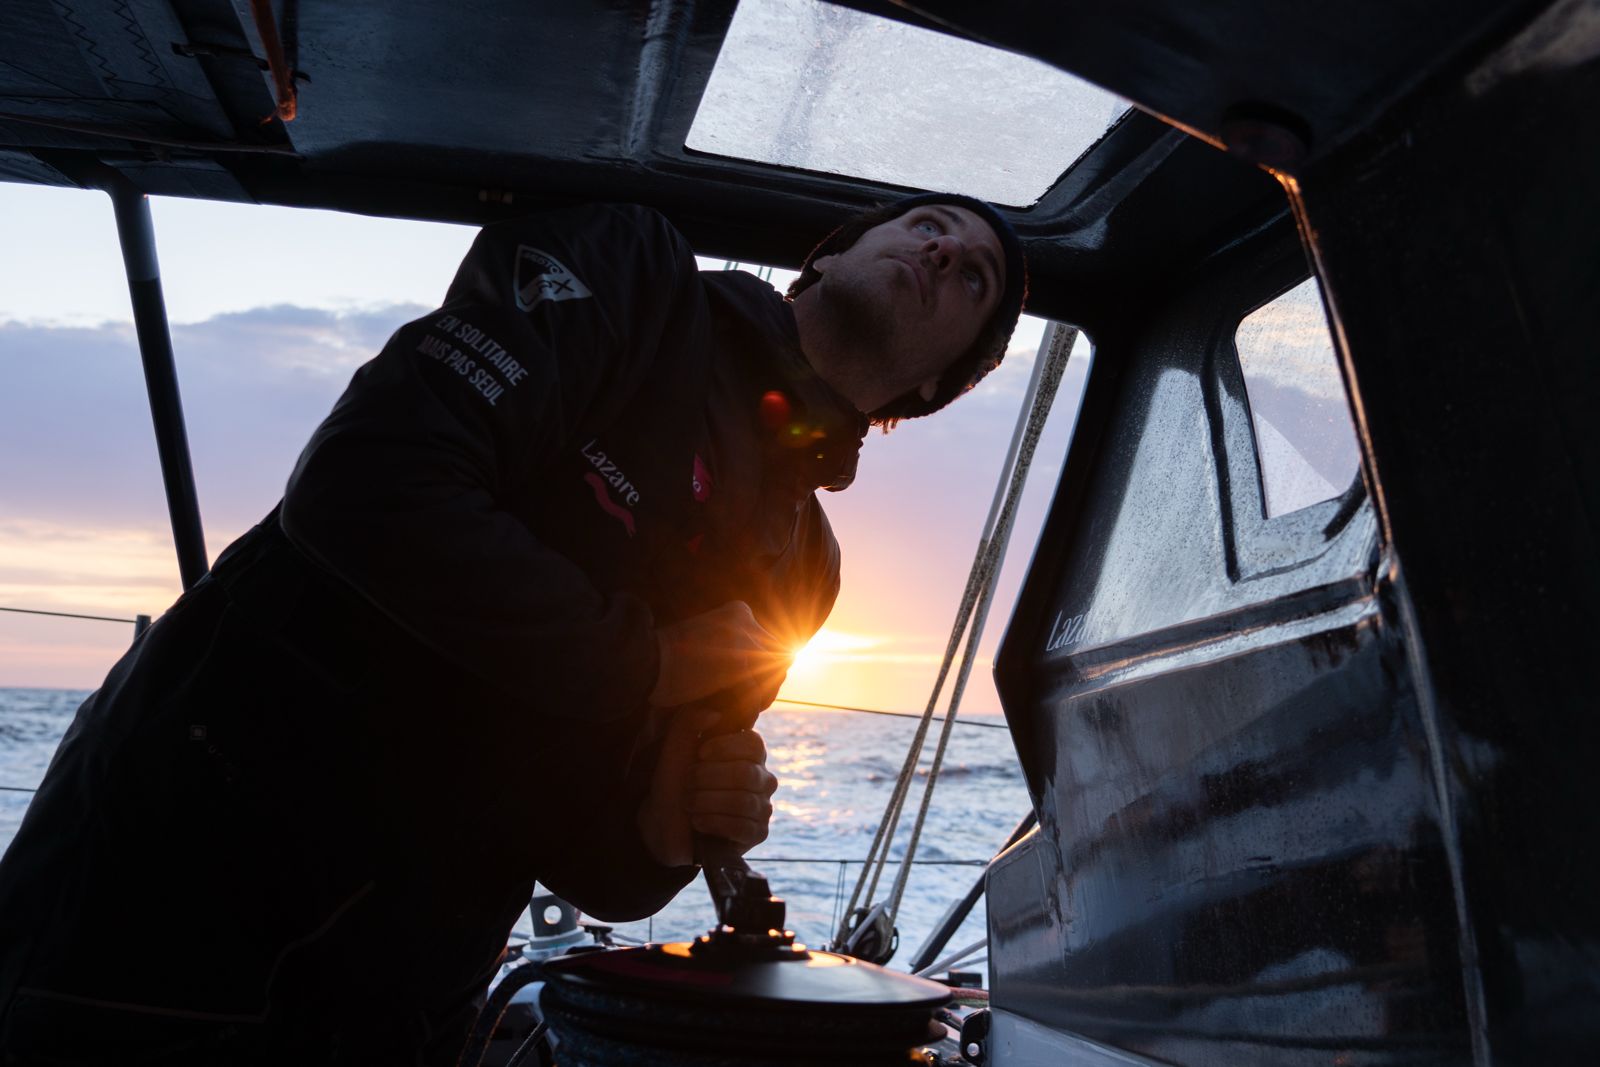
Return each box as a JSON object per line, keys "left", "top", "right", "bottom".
{"left": 1234, "top": 278, "right": 1362, "bottom": 518}
{"left": 686, "top": 0, "right": 1128, "bottom": 206}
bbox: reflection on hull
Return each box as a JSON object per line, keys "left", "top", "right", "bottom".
{"left": 993, "top": 581, "right": 1480, "bottom": 1064}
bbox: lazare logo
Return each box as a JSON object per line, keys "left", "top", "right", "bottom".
{"left": 1044, "top": 610, "right": 1089, "bottom": 652}
{"left": 515, "top": 245, "right": 593, "bottom": 310}
{"left": 581, "top": 438, "right": 640, "bottom": 537}
{"left": 692, "top": 453, "right": 712, "bottom": 503}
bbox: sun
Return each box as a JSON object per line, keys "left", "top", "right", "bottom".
{"left": 785, "top": 628, "right": 880, "bottom": 682}
{"left": 789, "top": 638, "right": 824, "bottom": 679}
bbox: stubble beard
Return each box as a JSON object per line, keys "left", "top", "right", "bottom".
{"left": 819, "top": 269, "right": 903, "bottom": 404}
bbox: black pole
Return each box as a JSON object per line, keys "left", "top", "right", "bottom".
{"left": 104, "top": 182, "right": 209, "bottom": 591}
{"left": 907, "top": 810, "right": 1037, "bottom": 975}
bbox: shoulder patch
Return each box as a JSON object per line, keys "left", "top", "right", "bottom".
{"left": 514, "top": 245, "right": 593, "bottom": 310}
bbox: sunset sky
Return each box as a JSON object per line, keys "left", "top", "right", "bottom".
{"left": 0, "top": 180, "right": 1091, "bottom": 718}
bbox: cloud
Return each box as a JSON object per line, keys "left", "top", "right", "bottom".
{"left": 0, "top": 299, "right": 1090, "bottom": 705}
{"left": 790, "top": 628, "right": 973, "bottom": 675}
{"left": 175, "top": 304, "right": 427, "bottom": 376}
{"left": 0, "top": 304, "right": 426, "bottom": 684}
{"left": 1234, "top": 279, "right": 1347, "bottom": 403}
{"left": 1244, "top": 378, "right": 1363, "bottom": 491}
{"left": 0, "top": 519, "right": 178, "bottom": 617}
{"left": 0, "top": 304, "right": 428, "bottom": 536}
{"left": 0, "top": 518, "right": 180, "bottom": 687}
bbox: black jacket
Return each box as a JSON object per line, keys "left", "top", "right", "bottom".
{"left": 0, "top": 204, "right": 863, "bottom": 1062}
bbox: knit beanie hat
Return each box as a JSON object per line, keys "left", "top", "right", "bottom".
{"left": 787, "top": 192, "right": 1028, "bottom": 423}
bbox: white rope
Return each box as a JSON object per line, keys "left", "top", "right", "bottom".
{"left": 831, "top": 336, "right": 1046, "bottom": 949}
{"left": 835, "top": 321, "right": 1073, "bottom": 947}
{"left": 912, "top": 937, "right": 988, "bottom": 979}
{"left": 831, "top": 322, "right": 1080, "bottom": 951}
{"left": 882, "top": 323, "right": 1076, "bottom": 926}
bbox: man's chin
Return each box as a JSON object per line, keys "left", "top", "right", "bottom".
{"left": 826, "top": 283, "right": 895, "bottom": 354}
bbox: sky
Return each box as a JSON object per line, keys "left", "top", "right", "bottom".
{"left": 690, "top": 0, "right": 1127, "bottom": 207}
{"left": 0, "top": 180, "right": 1093, "bottom": 718}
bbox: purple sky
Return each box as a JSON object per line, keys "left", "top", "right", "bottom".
{"left": 0, "top": 184, "right": 1091, "bottom": 714}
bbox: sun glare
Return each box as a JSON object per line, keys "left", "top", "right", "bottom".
{"left": 787, "top": 628, "right": 880, "bottom": 680}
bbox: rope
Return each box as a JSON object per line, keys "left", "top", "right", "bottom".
{"left": 830, "top": 860, "right": 848, "bottom": 938}
{"left": 912, "top": 937, "right": 988, "bottom": 979}
{"left": 832, "top": 494, "right": 1010, "bottom": 940}
{"left": 884, "top": 324, "right": 1075, "bottom": 926}
{"left": 505, "top": 1021, "right": 552, "bottom": 1067}
{"left": 0, "top": 605, "right": 137, "bottom": 625}
{"left": 833, "top": 323, "right": 1079, "bottom": 951}
{"left": 832, "top": 323, "right": 1069, "bottom": 945}
{"left": 770, "top": 697, "right": 1009, "bottom": 729}
{"left": 0, "top": 112, "right": 302, "bottom": 157}
{"left": 829, "top": 335, "right": 1039, "bottom": 946}
{"left": 748, "top": 856, "right": 985, "bottom": 866}
{"left": 721, "top": 261, "right": 775, "bottom": 282}
{"left": 456, "top": 960, "right": 546, "bottom": 1067}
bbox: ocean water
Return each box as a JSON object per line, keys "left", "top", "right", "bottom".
{"left": 0, "top": 688, "right": 1029, "bottom": 982}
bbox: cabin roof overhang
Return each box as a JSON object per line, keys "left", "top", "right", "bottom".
{"left": 0, "top": 0, "right": 1547, "bottom": 325}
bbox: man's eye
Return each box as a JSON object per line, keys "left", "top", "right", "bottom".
{"left": 963, "top": 269, "right": 982, "bottom": 294}
{"left": 915, "top": 219, "right": 939, "bottom": 235}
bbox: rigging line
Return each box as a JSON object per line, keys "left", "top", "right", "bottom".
{"left": 838, "top": 475, "right": 1021, "bottom": 939}
{"left": 860, "top": 324, "right": 1068, "bottom": 910}
{"left": 748, "top": 857, "right": 985, "bottom": 866}
{"left": 931, "top": 957, "right": 987, "bottom": 978}
{"left": 861, "top": 323, "right": 1072, "bottom": 940}
{"left": 0, "top": 112, "right": 302, "bottom": 157}
{"left": 885, "top": 324, "right": 1078, "bottom": 925}
{"left": 907, "top": 811, "right": 1035, "bottom": 974}
{"left": 868, "top": 558, "right": 995, "bottom": 918}
{"left": 830, "top": 860, "right": 847, "bottom": 940}
{"left": 837, "top": 328, "right": 1065, "bottom": 919}
{"left": 835, "top": 504, "right": 993, "bottom": 938}
{"left": 838, "top": 583, "right": 981, "bottom": 943}
{"left": 0, "top": 605, "right": 136, "bottom": 625}
{"left": 833, "top": 321, "right": 1066, "bottom": 949}
{"left": 1, "top": 785, "right": 38, "bottom": 793}
{"left": 912, "top": 937, "right": 988, "bottom": 979}
{"left": 770, "top": 697, "right": 1009, "bottom": 730}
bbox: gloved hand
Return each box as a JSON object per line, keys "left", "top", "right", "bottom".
{"left": 649, "top": 600, "right": 792, "bottom": 710}
{"left": 636, "top": 708, "right": 778, "bottom": 869}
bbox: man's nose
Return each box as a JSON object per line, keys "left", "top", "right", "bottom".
{"left": 921, "top": 233, "right": 964, "bottom": 273}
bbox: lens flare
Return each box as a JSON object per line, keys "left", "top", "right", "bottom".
{"left": 786, "top": 629, "right": 881, "bottom": 681}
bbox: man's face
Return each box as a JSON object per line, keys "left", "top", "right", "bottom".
{"left": 811, "top": 204, "right": 1006, "bottom": 404}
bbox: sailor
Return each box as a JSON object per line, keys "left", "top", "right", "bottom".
{"left": 0, "top": 193, "right": 1025, "bottom": 1063}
